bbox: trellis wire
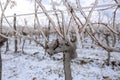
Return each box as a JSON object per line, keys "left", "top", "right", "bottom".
{"left": 4, "top": 3, "right": 119, "bottom": 18}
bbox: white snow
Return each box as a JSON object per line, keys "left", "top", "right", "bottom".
{"left": 1, "top": 38, "right": 120, "bottom": 80}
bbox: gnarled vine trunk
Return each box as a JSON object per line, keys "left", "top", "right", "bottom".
{"left": 63, "top": 52, "right": 72, "bottom": 80}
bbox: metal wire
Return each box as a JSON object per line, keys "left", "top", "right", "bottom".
{"left": 4, "top": 3, "right": 119, "bottom": 18}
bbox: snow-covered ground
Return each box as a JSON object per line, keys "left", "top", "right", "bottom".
{"left": 1, "top": 38, "right": 120, "bottom": 80}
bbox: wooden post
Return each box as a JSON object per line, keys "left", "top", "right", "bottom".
{"left": 13, "top": 14, "right": 18, "bottom": 53}
{"left": 5, "top": 39, "right": 9, "bottom": 52}
{"left": 0, "top": 13, "right": 3, "bottom": 33}
{"left": 22, "top": 39, "right": 25, "bottom": 53}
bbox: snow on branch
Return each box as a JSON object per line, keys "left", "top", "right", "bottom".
{"left": 87, "top": 26, "right": 120, "bottom": 52}
{"left": 36, "top": 0, "right": 64, "bottom": 38}
{"left": 46, "top": 35, "right": 77, "bottom": 59}
{"left": 92, "top": 22, "right": 119, "bottom": 35}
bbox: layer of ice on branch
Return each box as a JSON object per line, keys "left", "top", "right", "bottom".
{"left": 51, "top": 0, "right": 62, "bottom": 6}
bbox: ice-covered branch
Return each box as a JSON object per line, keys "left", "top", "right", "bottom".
{"left": 36, "top": 0, "right": 64, "bottom": 38}
{"left": 87, "top": 26, "right": 120, "bottom": 52}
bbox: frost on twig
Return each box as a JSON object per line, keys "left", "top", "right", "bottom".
{"left": 87, "top": 27, "right": 120, "bottom": 52}
{"left": 36, "top": 0, "right": 64, "bottom": 38}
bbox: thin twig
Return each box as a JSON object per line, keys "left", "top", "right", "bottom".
{"left": 36, "top": 0, "right": 64, "bottom": 38}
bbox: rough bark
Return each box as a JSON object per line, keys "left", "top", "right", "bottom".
{"left": 13, "top": 14, "right": 18, "bottom": 53}
{"left": 46, "top": 37, "right": 77, "bottom": 80}
{"left": 63, "top": 52, "right": 72, "bottom": 80}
